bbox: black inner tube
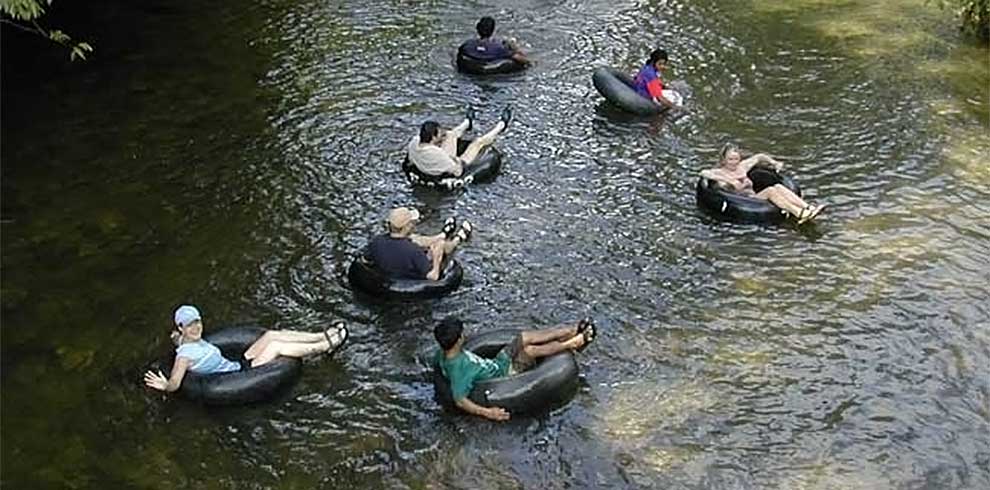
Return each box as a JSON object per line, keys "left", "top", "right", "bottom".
{"left": 433, "top": 329, "right": 580, "bottom": 415}
{"left": 592, "top": 66, "right": 668, "bottom": 116}
{"left": 159, "top": 326, "right": 302, "bottom": 406}
{"left": 403, "top": 138, "right": 503, "bottom": 190}
{"left": 348, "top": 253, "right": 464, "bottom": 298}
{"left": 455, "top": 43, "right": 527, "bottom": 75}
{"left": 695, "top": 166, "right": 803, "bottom": 224}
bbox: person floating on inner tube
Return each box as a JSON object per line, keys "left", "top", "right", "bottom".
{"left": 407, "top": 106, "right": 512, "bottom": 179}
{"left": 632, "top": 48, "right": 686, "bottom": 112}
{"left": 366, "top": 207, "right": 472, "bottom": 281}
{"left": 701, "top": 144, "right": 827, "bottom": 224}
{"left": 433, "top": 317, "right": 597, "bottom": 422}
{"left": 143, "top": 305, "right": 348, "bottom": 393}
{"left": 461, "top": 16, "right": 531, "bottom": 66}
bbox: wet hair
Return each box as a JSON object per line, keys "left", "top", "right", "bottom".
{"left": 434, "top": 317, "right": 464, "bottom": 350}
{"left": 419, "top": 121, "right": 441, "bottom": 143}
{"left": 720, "top": 142, "right": 740, "bottom": 162}
{"left": 477, "top": 16, "right": 496, "bottom": 38}
{"left": 647, "top": 48, "right": 669, "bottom": 67}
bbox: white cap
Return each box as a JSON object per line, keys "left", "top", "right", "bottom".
{"left": 174, "top": 305, "right": 201, "bottom": 327}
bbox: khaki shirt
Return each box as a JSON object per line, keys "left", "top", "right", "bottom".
{"left": 407, "top": 136, "right": 461, "bottom": 176}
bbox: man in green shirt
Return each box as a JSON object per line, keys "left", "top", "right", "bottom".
{"left": 433, "top": 317, "right": 596, "bottom": 421}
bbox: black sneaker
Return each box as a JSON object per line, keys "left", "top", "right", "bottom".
{"left": 465, "top": 106, "right": 477, "bottom": 132}
{"left": 499, "top": 106, "right": 513, "bottom": 129}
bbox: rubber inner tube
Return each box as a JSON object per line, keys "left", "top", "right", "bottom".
{"left": 455, "top": 43, "right": 527, "bottom": 75}
{"left": 403, "top": 138, "right": 503, "bottom": 191}
{"left": 158, "top": 326, "right": 302, "bottom": 405}
{"left": 348, "top": 253, "right": 464, "bottom": 298}
{"left": 696, "top": 166, "right": 803, "bottom": 224}
{"left": 433, "top": 329, "right": 580, "bottom": 415}
{"left": 592, "top": 66, "right": 668, "bottom": 116}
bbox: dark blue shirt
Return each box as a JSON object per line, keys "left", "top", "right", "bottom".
{"left": 460, "top": 38, "right": 513, "bottom": 61}
{"left": 367, "top": 235, "right": 432, "bottom": 280}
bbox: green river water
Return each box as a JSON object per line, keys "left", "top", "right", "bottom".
{"left": 2, "top": 0, "right": 988, "bottom": 488}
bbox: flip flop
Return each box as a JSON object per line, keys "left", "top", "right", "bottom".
{"left": 796, "top": 206, "right": 814, "bottom": 225}
{"left": 576, "top": 318, "right": 597, "bottom": 352}
{"left": 324, "top": 322, "right": 348, "bottom": 356}
{"left": 465, "top": 106, "right": 477, "bottom": 132}
{"left": 807, "top": 204, "right": 827, "bottom": 222}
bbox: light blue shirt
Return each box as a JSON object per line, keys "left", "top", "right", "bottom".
{"left": 176, "top": 340, "right": 241, "bottom": 375}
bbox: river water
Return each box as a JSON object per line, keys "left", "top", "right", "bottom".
{"left": 2, "top": 0, "right": 988, "bottom": 488}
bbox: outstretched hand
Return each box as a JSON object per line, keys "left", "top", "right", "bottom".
{"left": 486, "top": 407, "right": 510, "bottom": 422}
{"left": 144, "top": 370, "right": 169, "bottom": 391}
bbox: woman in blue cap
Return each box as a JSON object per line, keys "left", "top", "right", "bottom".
{"left": 143, "top": 305, "right": 348, "bottom": 393}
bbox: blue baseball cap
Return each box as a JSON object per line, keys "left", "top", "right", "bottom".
{"left": 174, "top": 305, "right": 201, "bottom": 327}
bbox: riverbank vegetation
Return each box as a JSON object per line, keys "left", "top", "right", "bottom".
{"left": 1, "top": 0, "right": 92, "bottom": 60}
{"left": 931, "top": 0, "right": 990, "bottom": 40}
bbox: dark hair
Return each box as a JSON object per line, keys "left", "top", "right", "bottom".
{"left": 434, "top": 317, "right": 464, "bottom": 350}
{"left": 477, "top": 16, "right": 496, "bottom": 38}
{"left": 419, "top": 121, "right": 440, "bottom": 143}
{"left": 647, "top": 48, "right": 669, "bottom": 66}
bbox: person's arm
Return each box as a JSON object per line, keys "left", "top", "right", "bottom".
{"left": 742, "top": 153, "right": 784, "bottom": 171}
{"left": 455, "top": 397, "right": 510, "bottom": 421}
{"left": 504, "top": 38, "right": 531, "bottom": 65}
{"left": 144, "top": 356, "right": 192, "bottom": 393}
{"left": 700, "top": 168, "right": 733, "bottom": 185}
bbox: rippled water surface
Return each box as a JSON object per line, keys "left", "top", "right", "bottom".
{"left": 2, "top": 0, "right": 988, "bottom": 488}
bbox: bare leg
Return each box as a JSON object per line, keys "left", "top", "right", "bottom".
{"left": 250, "top": 339, "right": 331, "bottom": 367}
{"left": 757, "top": 185, "right": 808, "bottom": 216}
{"left": 520, "top": 325, "right": 580, "bottom": 346}
{"left": 441, "top": 120, "right": 470, "bottom": 158}
{"left": 245, "top": 330, "right": 334, "bottom": 359}
{"left": 412, "top": 232, "right": 462, "bottom": 255}
{"left": 522, "top": 335, "right": 585, "bottom": 360}
{"left": 410, "top": 232, "right": 445, "bottom": 248}
{"left": 460, "top": 121, "right": 505, "bottom": 164}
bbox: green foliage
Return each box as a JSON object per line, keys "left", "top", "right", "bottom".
{"left": 1, "top": 0, "right": 94, "bottom": 60}
{"left": 931, "top": 0, "right": 990, "bottom": 40}
{"left": 0, "top": 0, "right": 50, "bottom": 20}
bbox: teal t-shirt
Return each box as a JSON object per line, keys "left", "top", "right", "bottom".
{"left": 435, "top": 348, "right": 510, "bottom": 401}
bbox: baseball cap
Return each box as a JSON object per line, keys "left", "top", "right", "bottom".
{"left": 387, "top": 207, "right": 421, "bottom": 230}
{"left": 174, "top": 305, "right": 201, "bottom": 327}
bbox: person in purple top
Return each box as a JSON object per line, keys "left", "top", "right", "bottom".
{"left": 632, "top": 48, "right": 685, "bottom": 111}
{"left": 460, "top": 16, "right": 530, "bottom": 65}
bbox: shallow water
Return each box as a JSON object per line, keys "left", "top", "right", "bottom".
{"left": 2, "top": 0, "right": 988, "bottom": 489}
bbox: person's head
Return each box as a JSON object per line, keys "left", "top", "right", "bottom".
{"left": 434, "top": 317, "right": 464, "bottom": 351}
{"left": 174, "top": 304, "right": 203, "bottom": 340}
{"left": 387, "top": 206, "right": 420, "bottom": 235}
{"left": 719, "top": 143, "right": 742, "bottom": 169}
{"left": 647, "top": 48, "right": 669, "bottom": 70}
{"left": 476, "top": 16, "right": 496, "bottom": 38}
{"left": 419, "top": 120, "right": 442, "bottom": 145}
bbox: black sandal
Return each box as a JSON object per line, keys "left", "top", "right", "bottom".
{"left": 324, "top": 322, "right": 348, "bottom": 356}
{"left": 442, "top": 217, "right": 457, "bottom": 239}
{"left": 455, "top": 221, "right": 473, "bottom": 242}
{"left": 576, "top": 318, "right": 596, "bottom": 352}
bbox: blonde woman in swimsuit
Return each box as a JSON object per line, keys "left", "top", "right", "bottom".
{"left": 700, "top": 144, "right": 826, "bottom": 224}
